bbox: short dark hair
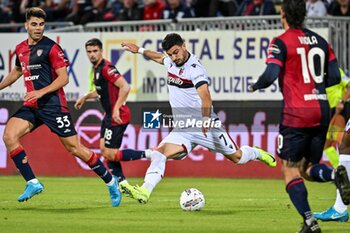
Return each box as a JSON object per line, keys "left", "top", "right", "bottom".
{"left": 161, "top": 33, "right": 184, "bottom": 51}
{"left": 25, "top": 7, "right": 46, "bottom": 21}
{"left": 281, "top": 0, "right": 306, "bottom": 29}
{"left": 85, "top": 38, "right": 103, "bottom": 49}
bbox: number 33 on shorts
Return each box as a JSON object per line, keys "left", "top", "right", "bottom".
{"left": 56, "top": 116, "right": 71, "bottom": 128}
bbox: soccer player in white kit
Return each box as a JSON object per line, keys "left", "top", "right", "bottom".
{"left": 121, "top": 33, "right": 276, "bottom": 204}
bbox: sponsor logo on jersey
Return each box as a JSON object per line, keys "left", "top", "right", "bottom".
{"left": 268, "top": 44, "right": 280, "bottom": 54}
{"left": 27, "top": 64, "right": 42, "bottom": 70}
{"left": 24, "top": 75, "right": 39, "bottom": 81}
{"left": 167, "top": 73, "right": 194, "bottom": 88}
{"left": 304, "top": 94, "right": 327, "bottom": 101}
{"left": 168, "top": 76, "right": 184, "bottom": 86}
{"left": 108, "top": 68, "right": 117, "bottom": 74}
{"left": 36, "top": 49, "right": 43, "bottom": 57}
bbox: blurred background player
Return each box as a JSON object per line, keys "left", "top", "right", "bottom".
{"left": 0, "top": 7, "right": 121, "bottom": 207}
{"left": 314, "top": 118, "right": 350, "bottom": 222}
{"left": 249, "top": 0, "right": 350, "bottom": 232}
{"left": 75, "top": 38, "right": 149, "bottom": 191}
{"left": 323, "top": 68, "right": 350, "bottom": 168}
{"left": 120, "top": 32, "right": 276, "bottom": 204}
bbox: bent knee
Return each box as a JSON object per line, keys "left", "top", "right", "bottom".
{"left": 101, "top": 148, "right": 118, "bottom": 161}
{"left": 225, "top": 149, "right": 242, "bottom": 164}
{"left": 3, "top": 131, "right": 18, "bottom": 147}
{"left": 102, "top": 153, "right": 117, "bottom": 161}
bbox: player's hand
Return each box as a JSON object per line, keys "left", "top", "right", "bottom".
{"left": 24, "top": 90, "right": 44, "bottom": 102}
{"left": 201, "top": 117, "right": 211, "bottom": 138}
{"left": 74, "top": 97, "right": 85, "bottom": 110}
{"left": 113, "top": 108, "right": 122, "bottom": 124}
{"left": 121, "top": 42, "right": 139, "bottom": 54}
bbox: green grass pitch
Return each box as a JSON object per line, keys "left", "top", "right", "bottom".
{"left": 0, "top": 176, "right": 349, "bottom": 233}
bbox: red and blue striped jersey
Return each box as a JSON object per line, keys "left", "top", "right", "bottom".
{"left": 15, "top": 36, "right": 70, "bottom": 112}
{"left": 94, "top": 59, "right": 130, "bottom": 125}
{"left": 266, "top": 28, "right": 337, "bottom": 127}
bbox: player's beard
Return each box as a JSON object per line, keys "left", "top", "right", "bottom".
{"left": 90, "top": 57, "right": 98, "bottom": 65}
{"left": 175, "top": 58, "right": 185, "bottom": 66}
{"left": 30, "top": 31, "right": 43, "bottom": 42}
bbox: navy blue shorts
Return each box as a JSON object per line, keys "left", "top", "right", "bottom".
{"left": 100, "top": 116, "right": 128, "bottom": 149}
{"left": 12, "top": 106, "right": 77, "bottom": 137}
{"left": 277, "top": 125, "right": 328, "bottom": 164}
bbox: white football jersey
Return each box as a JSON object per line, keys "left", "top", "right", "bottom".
{"left": 163, "top": 53, "right": 217, "bottom": 125}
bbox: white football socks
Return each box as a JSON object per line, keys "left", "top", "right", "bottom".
{"left": 237, "top": 145, "right": 261, "bottom": 164}
{"left": 28, "top": 178, "right": 39, "bottom": 184}
{"left": 334, "top": 154, "right": 350, "bottom": 213}
{"left": 106, "top": 176, "right": 115, "bottom": 186}
{"left": 144, "top": 149, "right": 153, "bottom": 159}
{"left": 142, "top": 151, "right": 167, "bottom": 193}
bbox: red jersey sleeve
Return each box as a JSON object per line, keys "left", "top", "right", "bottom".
{"left": 49, "top": 44, "right": 69, "bottom": 70}
{"left": 102, "top": 64, "right": 122, "bottom": 83}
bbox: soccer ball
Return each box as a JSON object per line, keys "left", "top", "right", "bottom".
{"left": 179, "top": 188, "right": 205, "bottom": 211}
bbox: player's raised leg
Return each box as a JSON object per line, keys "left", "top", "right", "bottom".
{"left": 121, "top": 143, "right": 182, "bottom": 204}
{"left": 203, "top": 128, "right": 276, "bottom": 167}
{"left": 102, "top": 147, "right": 147, "bottom": 196}
{"left": 98, "top": 129, "right": 148, "bottom": 196}
{"left": 3, "top": 116, "right": 44, "bottom": 202}
{"left": 59, "top": 135, "right": 121, "bottom": 207}
{"left": 314, "top": 132, "right": 350, "bottom": 222}
{"left": 232, "top": 146, "right": 276, "bottom": 167}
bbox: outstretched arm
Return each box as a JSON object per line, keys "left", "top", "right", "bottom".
{"left": 249, "top": 63, "right": 280, "bottom": 92}
{"left": 121, "top": 42, "right": 166, "bottom": 65}
{"left": 0, "top": 66, "right": 22, "bottom": 91}
{"left": 74, "top": 90, "right": 99, "bottom": 110}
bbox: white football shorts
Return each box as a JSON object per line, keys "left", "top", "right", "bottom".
{"left": 159, "top": 125, "right": 238, "bottom": 159}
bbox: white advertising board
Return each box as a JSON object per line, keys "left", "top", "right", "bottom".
{"left": 0, "top": 29, "right": 328, "bottom": 101}
{"left": 0, "top": 32, "right": 100, "bottom": 101}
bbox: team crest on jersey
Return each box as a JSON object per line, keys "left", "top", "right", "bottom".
{"left": 179, "top": 68, "right": 184, "bottom": 75}
{"left": 36, "top": 49, "right": 43, "bottom": 57}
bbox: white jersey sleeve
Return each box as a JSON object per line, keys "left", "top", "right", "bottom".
{"left": 163, "top": 57, "right": 172, "bottom": 69}
{"left": 188, "top": 60, "right": 209, "bottom": 88}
